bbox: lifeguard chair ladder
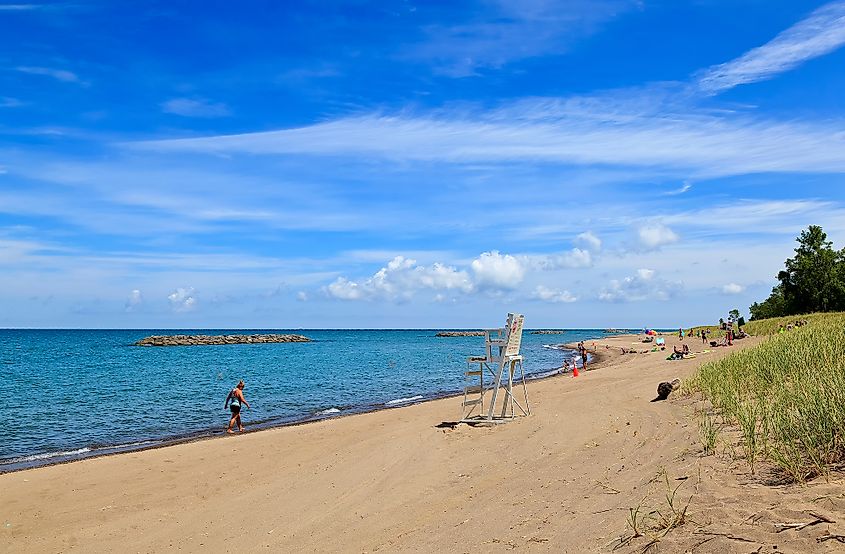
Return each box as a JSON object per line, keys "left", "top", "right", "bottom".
{"left": 460, "top": 313, "right": 530, "bottom": 424}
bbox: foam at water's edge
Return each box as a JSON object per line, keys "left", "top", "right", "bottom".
{"left": 386, "top": 395, "right": 424, "bottom": 405}
{"left": 4, "top": 447, "right": 91, "bottom": 464}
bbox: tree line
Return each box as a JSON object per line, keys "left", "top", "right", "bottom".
{"left": 749, "top": 225, "right": 845, "bottom": 320}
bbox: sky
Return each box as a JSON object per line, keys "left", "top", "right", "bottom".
{"left": 2, "top": 0, "right": 845, "bottom": 329}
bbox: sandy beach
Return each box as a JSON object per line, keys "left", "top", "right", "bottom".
{"left": 3, "top": 333, "right": 843, "bottom": 553}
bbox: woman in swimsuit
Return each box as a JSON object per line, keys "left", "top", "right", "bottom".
{"left": 225, "top": 380, "right": 251, "bottom": 434}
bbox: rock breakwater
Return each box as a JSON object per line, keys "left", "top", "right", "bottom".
{"left": 134, "top": 334, "right": 312, "bottom": 346}
{"left": 435, "top": 331, "right": 485, "bottom": 337}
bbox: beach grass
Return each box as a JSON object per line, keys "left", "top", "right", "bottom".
{"left": 688, "top": 312, "right": 845, "bottom": 481}
{"left": 743, "top": 311, "right": 844, "bottom": 336}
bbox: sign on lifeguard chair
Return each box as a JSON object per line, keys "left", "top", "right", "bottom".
{"left": 460, "top": 313, "right": 530, "bottom": 424}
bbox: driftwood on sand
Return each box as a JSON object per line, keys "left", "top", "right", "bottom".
{"left": 652, "top": 378, "right": 681, "bottom": 402}
{"left": 134, "top": 334, "right": 312, "bottom": 346}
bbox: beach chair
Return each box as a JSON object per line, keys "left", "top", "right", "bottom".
{"left": 460, "top": 313, "right": 530, "bottom": 424}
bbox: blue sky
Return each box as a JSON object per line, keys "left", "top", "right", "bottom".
{"left": 2, "top": 1, "right": 845, "bottom": 329}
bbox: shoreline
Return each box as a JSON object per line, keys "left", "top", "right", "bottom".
{"left": 4, "top": 332, "right": 792, "bottom": 553}
{"left": 2, "top": 338, "right": 612, "bottom": 474}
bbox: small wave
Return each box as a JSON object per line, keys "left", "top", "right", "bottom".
{"left": 318, "top": 408, "right": 341, "bottom": 415}
{"left": 386, "top": 395, "right": 424, "bottom": 405}
{"left": 542, "top": 344, "right": 569, "bottom": 350}
{"left": 2, "top": 447, "right": 91, "bottom": 465}
{"left": 527, "top": 368, "right": 564, "bottom": 380}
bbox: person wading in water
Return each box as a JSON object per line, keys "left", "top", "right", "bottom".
{"left": 224, "top": 380, "right": 251, "bottom": 434}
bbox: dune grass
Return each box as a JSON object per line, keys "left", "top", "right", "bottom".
{"left": 743, "top": 311, "right": 844, "bottom": 336}
{"left": 688, "top": 312, "right": 845, "bottom": 481}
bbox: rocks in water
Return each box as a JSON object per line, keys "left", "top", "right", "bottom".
{"left": 530, "top": 330, "right": 565, "bottom": 335}
{"left": 134, "top": 334, "right": 311, "bottom": 346}
{"left": 435, "top": 331, "right": 485, "bottom": 337}
{"left": 652, "top": 378, "right": 681, "bottom": 402}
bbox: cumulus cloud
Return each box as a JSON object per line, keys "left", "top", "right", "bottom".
{"left": 296, "top": 291, "right": 308, "bottom": 301}
{"left": 532, "top": 285, "right": 577, "bottom": 303}
{"left": 637, "top": 224, "right": 679, "bottom": 250}
{"left": 599, "top": 268, "right": 681, "bottom": 302}
{"left": 722, "top": 283, "right": 744, "bottom": 295}
{"left": 125, "top": 289, "right": 143, "bottom": 311}
{"left": 325, "top": 256, "right": 473, "bottom": 301}
{"left": 168, "top": 287, "right": 197, "bottom": 312}
{"left": 529, "top": 248, "right": 593, "bottom": 270}
{"left": 471, "top": 250, "right": 525, "bottom": 290}
{"left": 575, "top": 231, "right": 602, "bottom": 251}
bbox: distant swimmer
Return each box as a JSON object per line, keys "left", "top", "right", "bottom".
{"left": 224, "top": 380, "right": 251, "bottom": 434}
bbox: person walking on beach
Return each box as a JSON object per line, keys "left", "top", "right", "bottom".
{"left": 578, "top": 341, "right": 588, "bottom": 371}
{"left": 225, "top": 380, "right": 251, "bottom": 434}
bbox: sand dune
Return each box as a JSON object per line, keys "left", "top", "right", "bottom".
{"left": 2, "top": 333, "right": 843, "bottom": 552}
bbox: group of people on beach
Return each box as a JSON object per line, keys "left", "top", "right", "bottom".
{"left": 779, "top": 319, "right": 808, "bottom": 333}
{"left": 561, "top": 341, "right": 590, "bottom": 374}
{"left": 669, "top": 343, "right": 691, "bottom": 360}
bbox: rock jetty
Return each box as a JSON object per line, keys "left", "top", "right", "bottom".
{"left": 134, "top": 334, "right": 311, "bottom": 346}
{"left": 530, "top": 330, "right": 565, "bottom": 335}
{"left": 435, "top": 331, "right": 485, "bottom": 337}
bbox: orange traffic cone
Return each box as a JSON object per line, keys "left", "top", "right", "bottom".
{"left": 572, "top": 365, "right": 579, "bottom": 377}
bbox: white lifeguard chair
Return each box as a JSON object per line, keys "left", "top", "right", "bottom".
{"left": 460, "top": 313, "right": 530, "bottom": 424}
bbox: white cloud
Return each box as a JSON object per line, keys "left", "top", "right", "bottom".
{"left": 326, "top": 277, "right": 362, "bottom": 300}
{"left": 575, "top": 231, "right": 602, "bottom": 251}
{"left": 722, "top": 283, "right": 745, "bottom": 295}
{"left": 168, "top": 287, "right": 197, "bottom": 312}
{"left": 637, "top": 224, "right": 679, "bottom": 250}
{"left": 134, "top": 106, "right": 845, "bottom": 177}
{"left": 161, "top": 97, "right": 230, "bottom": 118}
{"left": 636, "top": 268, "right": 655, "bottom": 280}
{"left": 697, "top": 2, "right": 845, "bottom": 93}
{"left": 532, "top": 285, "right": 577, "bottom": 303}
{"left": 125, "top": 289, "right": 143, "bottom": 311}
{"left": 325, "top": 256, "right": 473, "bottom": 301}
{"left": 296, "top": 291, "right": 308, "bottom": 301}
{"left": 0, "top": 4, "right": 45, "bottom": 10}
{"left": 15, "top": 66, "right": 80, "bottom": 83}
{"left": 530, "top": 248, "right": 593, "bottom": 270}
{"left": 599, "top": 268, "right": 681, "bottom": 302}
{"left": 663, "top": 181, "right": 692, "bottom": 196}
{"left": 406, "top": 0, "right": 635, "bottom": 77}
{"left": 471, "top": 250, "right": 525, "bottom": 289}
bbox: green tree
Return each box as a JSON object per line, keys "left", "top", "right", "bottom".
{"left": 750, "top": 285, "right": 787, "bottom": 320}
{"left": 728, "top": 309, "right": 740, "bottom": 324}
{"left": 750, "top": 225, "right": 845, "bottom": 318}
{"left": 779, "top": 225, "right": 845, "bottom": 313}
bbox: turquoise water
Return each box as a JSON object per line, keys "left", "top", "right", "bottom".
{"left": 0, "top": 328, "right": 613, "bottom": 471}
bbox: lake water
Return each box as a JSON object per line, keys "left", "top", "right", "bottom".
{"left": 0, "top": 328, "right": 615, "bottom": 471}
